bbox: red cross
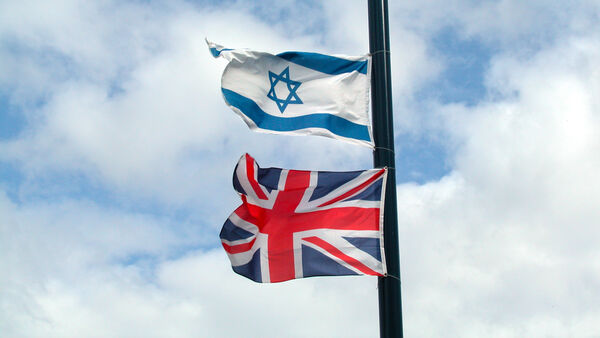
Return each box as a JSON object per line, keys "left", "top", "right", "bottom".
{"left": 224, "top": 156, "right": 384, "bottom": 283}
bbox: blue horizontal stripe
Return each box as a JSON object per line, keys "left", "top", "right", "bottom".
{"left": 276, "top": 51, "right": 368, "bottom": 75}
{"left": 209, "top": 47, "right": 232, "bottom": 58}
{"left": 222, "top": 89, "right": 371, "bottom": 142}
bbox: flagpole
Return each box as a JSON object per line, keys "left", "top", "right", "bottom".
{"left": 368, "top": 0, "right": 404, "bottom": 337}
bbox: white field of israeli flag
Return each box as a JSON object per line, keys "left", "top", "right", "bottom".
{"left": 207, "top": 40, "right": 373, "bottom": 148}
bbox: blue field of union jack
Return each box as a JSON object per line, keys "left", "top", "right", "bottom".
{"left": 220, "top": 154, "right": 388, "bottom": 283}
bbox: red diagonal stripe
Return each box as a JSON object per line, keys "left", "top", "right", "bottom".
{"left": 245, "top": 154, "right": 268, "bottom": 200}
{"left": 303, "top": 236, "right": 381, "bottom": 276}
{"left": 222, "top": 237, "right": 256, "bottom": 254}
{"left": 318, "top": 169, "right": 385, "bottom": 207}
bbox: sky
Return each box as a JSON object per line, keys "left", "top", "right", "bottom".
{"left": 1, "top": 0, "right": 599, "bottom": 337}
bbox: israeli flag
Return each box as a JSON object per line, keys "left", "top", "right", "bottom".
{"left": 207, "top": 40, "right": 373, "bottom": 148}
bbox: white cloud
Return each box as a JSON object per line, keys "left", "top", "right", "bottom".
{"left": 390, "top": 0, "right": 600, "bottom": 47}
{"left": 1, "top": 0, "right": 600, "bottom": 337}
{"left": 0, "top": 190, "right": 381, "bottom": 337}
{"left": 398, "top": 32, "right": 600, "bottom": 337}
{"left": 0, "top": 0, "right": 384, "bottom": 210}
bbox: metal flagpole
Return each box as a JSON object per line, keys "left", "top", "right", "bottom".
{"left": 368, "top": 0, "right": 404, "bottom": 337}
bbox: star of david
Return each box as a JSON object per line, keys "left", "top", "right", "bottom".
{"left": 267, "top": 67, "right": 303, "bottom": 113}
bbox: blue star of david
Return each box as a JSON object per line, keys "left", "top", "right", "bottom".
{"left": 267, "top": 67, "right": 303, "bottom": 113}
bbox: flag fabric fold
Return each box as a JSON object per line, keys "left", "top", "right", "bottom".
{"left": 207, "top": 40, "right": 373, "bottom": 147}
{"left": 220, "top": 154, "right": 387, "bottom": 283}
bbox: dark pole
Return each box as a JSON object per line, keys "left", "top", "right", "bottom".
{"left": 368, "top": 0, "right": 403, "bottom": 337}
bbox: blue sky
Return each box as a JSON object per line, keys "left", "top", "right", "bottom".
{"left": 1, "top": 1, "right": 600, "bottom": 337}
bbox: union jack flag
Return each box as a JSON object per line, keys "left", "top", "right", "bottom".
{"left": 220, "top": 154, "right": 388, "bottom": 283}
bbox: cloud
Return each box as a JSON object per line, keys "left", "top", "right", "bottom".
{"left": 1, "top": 0, "right": 600, "bottom": 337}
{"left": 390, "top": 0, "right": 600, "bottom": 47}
{"left": 0, "top": 190, "right": 382, "bottom": 337}
{"left": 0, "top": 0, "right": 385, "bottom": 211}
{"left": 0, "top": 1, "right": 401, "bottom": 336}
{"left": 398, "top": 31, "right": 600, "bottom": 337}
